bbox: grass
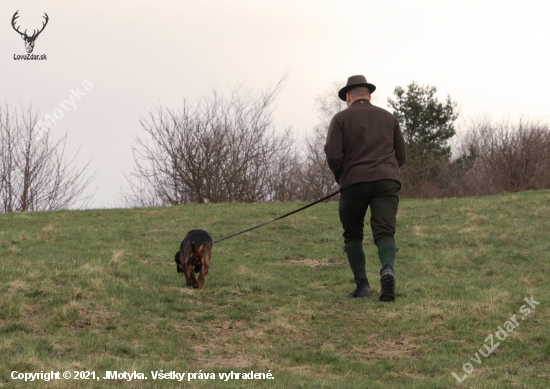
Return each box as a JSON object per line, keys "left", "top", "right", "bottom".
{"left": 0, "top": 190, "right": 549, "bottom": 388}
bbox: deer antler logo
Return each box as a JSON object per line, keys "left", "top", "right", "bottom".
{"left": 11, "top": 11, "right": 49, "bottom": 53}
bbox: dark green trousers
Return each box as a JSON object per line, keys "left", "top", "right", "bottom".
{"left": 339, "top": 179, "right": 400, "bottom": 247}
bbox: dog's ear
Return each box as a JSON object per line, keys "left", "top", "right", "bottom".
{"left": 191, "top": 242, "right": 197, "bottom": 254}
{"left": 174, "top": 252, "right": 183, "bottom": 273}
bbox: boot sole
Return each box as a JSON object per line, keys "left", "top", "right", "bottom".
{"left": 379, "top": 273, "right": 395, "bottom": 302}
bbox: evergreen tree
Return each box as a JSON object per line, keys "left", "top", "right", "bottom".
{"left": 388, "top": 82, "right": 458, "bottom": 160}
{"left": 387, "top": 82, "right": 459, "bottom": 196}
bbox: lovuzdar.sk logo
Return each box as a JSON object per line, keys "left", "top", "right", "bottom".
{"left": 12, "top": 10, "right": 49, "bottom": 60}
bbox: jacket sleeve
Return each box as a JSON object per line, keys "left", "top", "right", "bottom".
{"left": 394, "top": 119, "right": 407, "bottom": 167}
{"left": 324, "top": 114, "right": 344, "bottom": 184}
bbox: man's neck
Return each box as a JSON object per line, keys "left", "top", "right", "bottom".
{"left": 350, "top": 98, "right": 370, "bottom": 107}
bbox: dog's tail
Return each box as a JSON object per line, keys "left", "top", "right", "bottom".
{"left": 191, "top": 242, "right": 204, "bottom": 254}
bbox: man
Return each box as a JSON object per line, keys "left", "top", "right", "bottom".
{"left": 324, "top": 75, "right": 406, "bottom": 301}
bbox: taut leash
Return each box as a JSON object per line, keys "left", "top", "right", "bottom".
{"left": 213, "top": 190, "right": 340, "bottom": 244}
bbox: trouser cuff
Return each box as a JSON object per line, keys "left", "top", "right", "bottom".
{"left": 344, "top": 239, "right": 363, "bottom": 249}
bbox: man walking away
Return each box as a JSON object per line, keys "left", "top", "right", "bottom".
{"left": 324, "top": 75, "right": 407, "bottom": 301}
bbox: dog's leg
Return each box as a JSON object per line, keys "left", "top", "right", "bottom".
{"left": 183, "top": 264, "right": 194, "bottom": 287}
{"left": 189, "top": 268, "right": 199, "bottom": 289}
{"left": 197, "top": 260, "right": 209, "bottom": 290}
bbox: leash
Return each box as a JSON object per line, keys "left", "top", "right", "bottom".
{"left": 213, "top": 190, "right": 340, "bottom": 244}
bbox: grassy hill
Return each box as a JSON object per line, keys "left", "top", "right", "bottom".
{"left": 1, "top": 190, "right": 549, "bottom": 388}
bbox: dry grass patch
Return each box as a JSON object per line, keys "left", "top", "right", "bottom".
{"left": 165, "top": 286, "right": 196, "bottom": 295}
{"left": 9, "top": 356, "right": 46, "bottom": 373}
{"left": 460, "top": 225, "right": 480, "bottom": 234}
{"left": 7, "top": 245, "right": 20, "bottom": 253}
{"left": 279, "top": 257, "right": 341, "bottom": 268}
{"left": 39, "top": 224, "right": 55, "bottom": 239}
{"left": 51, "top": 341, "right": 75, "bottom": 357}
{"left": 110, "top": 249, "right": 125, "bottom": 267}
{"left": 199, "top": 355, "right": 251, "bottom": 368}
{"left": 412, "top": 225, "right": 426, "bottom": 237}
{"left": 203, "top": 319, "right": 269, "bottom": 344}
{"left": 290, "top": 218, "right": 305, "bottom": 228}
{"left": 9, "top": 280, "right": 28, "bottom": 292}
{"left": 72, "top": 287, "right": 93, "bottom": 300}
{"left": 53, "top": 301, "right": 119, "bottom": 329}
{"left": 267, "top": 314, "right": 301, "bottom": 336}
{"left": 80, "top": 263, "right": 105, "bottom": 275}
{"left": 187, "top": 320, "right": 266, "bottom": 367}
{"left": 347, "top": 334, "right": 419, "bottom": 362}
{"left": 285, "top": 365, "right": 336, "bottom": 379}
{"left": 21, "top": 303, "right": 39, "bottom": 316}
{"left": 78, "top": 305, "right": 120, "bottom": 329}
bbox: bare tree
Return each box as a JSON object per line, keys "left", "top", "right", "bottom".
{"left": 301, "top": 80, "right": 345, "bottom": 201}
{"left": 123, "top": 78, "right": 296, "bottom": 206}
{"left": 266, "top": 144, "right": 305, "bottom": 202}
{"left": 459, "top": 115, "right": 550, "bottom": 195}
{"left": 0, "top": 103, "right": 93, "bottom": 213}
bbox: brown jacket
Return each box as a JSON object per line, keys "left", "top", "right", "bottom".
{"left": 324, "top": 99, "right": 406, "bottom": 189}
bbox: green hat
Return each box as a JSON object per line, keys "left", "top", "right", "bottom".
{"left": 338, "top": 75, "right": 376, "bottom": 101}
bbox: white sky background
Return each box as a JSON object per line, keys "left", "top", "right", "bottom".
{"left": 1, "top": 0, "right": 549, "bottom": 208}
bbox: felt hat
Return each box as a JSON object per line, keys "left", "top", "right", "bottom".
{"left": 338, "top": 75, "right": 376, "bottom": 101}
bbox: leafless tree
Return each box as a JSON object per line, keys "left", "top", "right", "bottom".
{"left": 300, "top": 80, "right": 346, "bottom": 201}
{"left": 459, "top": 115, "right": 550, "bottom": 195}
{"left": 122, "top": 78, "right": 296, "bottom": 206}
{"left": 265, "top": 144, "right": 305, "bottom": 202}
{"left": 0, "top": 103, "right": 93, "bottom": 213}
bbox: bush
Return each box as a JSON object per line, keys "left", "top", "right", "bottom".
{"left": 457, "top": 116, "right": 550, "bottom": 195}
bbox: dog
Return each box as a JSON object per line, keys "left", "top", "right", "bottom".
{"left": 174, "top": 229, "right": 213, "bottom": 290}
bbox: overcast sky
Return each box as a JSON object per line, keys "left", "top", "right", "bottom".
{"left": 2, "top": 0, "right": 549, "bottom": 208}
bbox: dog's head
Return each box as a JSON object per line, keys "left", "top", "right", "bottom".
{"left": 174, "top": 251, "right": 183, "bottom": 273}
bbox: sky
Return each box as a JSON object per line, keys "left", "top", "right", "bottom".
{"left": 2, "top": 0, "right": 549, "bottom": 208}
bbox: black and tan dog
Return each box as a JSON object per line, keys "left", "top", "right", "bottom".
{"left": 174, "top": 229, "right": 213, "bottom": 290}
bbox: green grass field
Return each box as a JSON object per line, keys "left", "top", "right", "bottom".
{"left": 1, "top": 190, "right": 549, "bottom": 388}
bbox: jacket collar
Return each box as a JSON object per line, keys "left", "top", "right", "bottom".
{"left": 350, "top": 98, "right": 371, "bottom": 107}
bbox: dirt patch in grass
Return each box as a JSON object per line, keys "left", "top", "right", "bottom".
{"left": 185, "top": 320, "right": 266, "bottom": 367}
{"left": 413, "top": 226, "right": 426, "bottom": 237}
{"left": 279, "top": 258, "right": 341, "bottom": 268}
{"left": 347, "top": 334, "right": 419, "bottom": 362}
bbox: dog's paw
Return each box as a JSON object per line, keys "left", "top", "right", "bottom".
{"left": 186, "top": 280, "right": 192, "bottom": 287}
